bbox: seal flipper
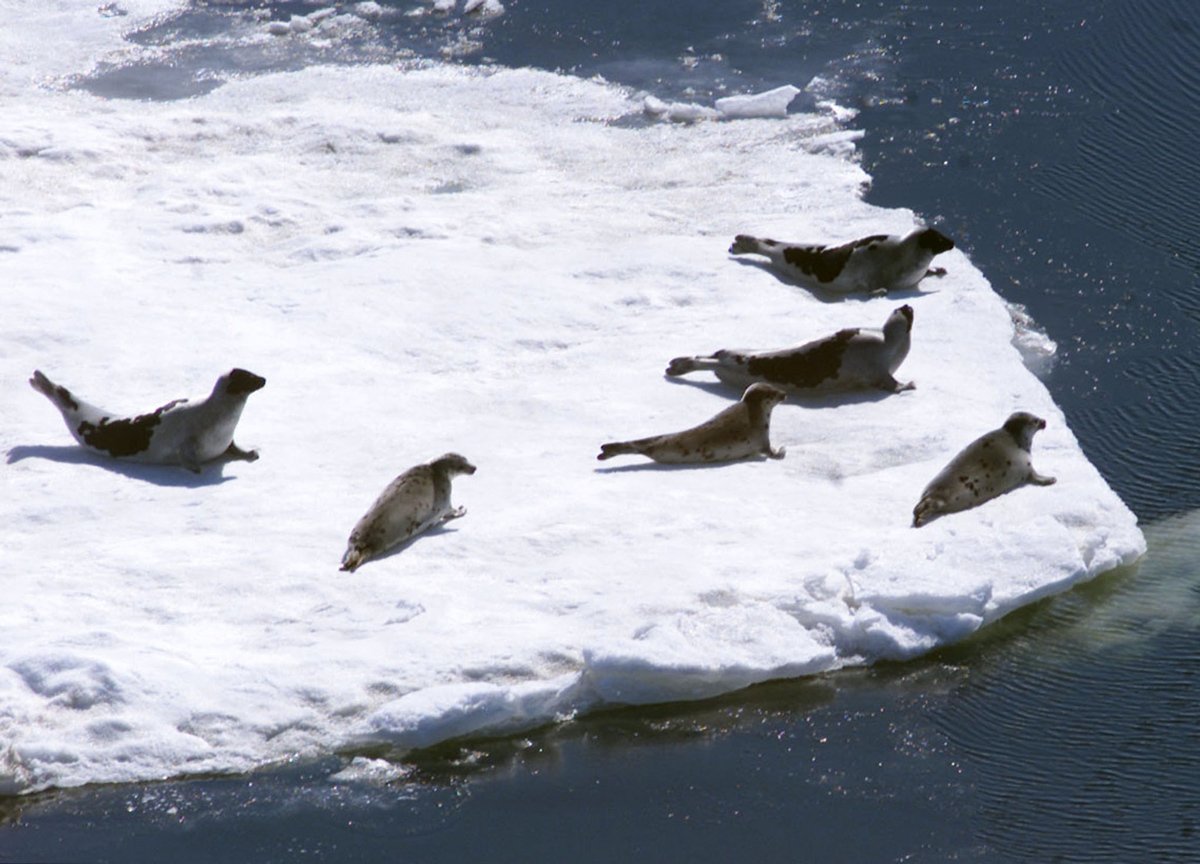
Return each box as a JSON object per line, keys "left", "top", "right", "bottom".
{"left": 224, "top": 442, "right": 259, "bottom": 463}
{"left": 881, "top": 374, "right": 916, "bottom": 393}
{"left": 598, "top": 436, "right": 662, "bottom": 461}
{"left": 30, "top": 370, "right": 132, "bottom": 450}
{"left": 912, "top": 496, "right": 943, "bottom": 527}
{"left": 340, "top": 546, "right": 367, "bottom": 573}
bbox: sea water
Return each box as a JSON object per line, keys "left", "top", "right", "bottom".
{"left": 0, "top": 0, "right": 1195, "bottom": 859}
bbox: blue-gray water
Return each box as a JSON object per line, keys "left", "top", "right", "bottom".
{"left": 6, "top": 1, "right": 1199, "bottom": 861}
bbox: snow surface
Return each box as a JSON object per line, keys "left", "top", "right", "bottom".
{"left": 0, "top": 4, "right": 1143, "bottom": 794}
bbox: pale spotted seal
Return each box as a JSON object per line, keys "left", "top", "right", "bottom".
{"left": 29, "top": 368, "right": 265, "bottom": 472}
{"left": 730, "top": 227, "right": 954, "bottom": 295}
{"left": 913, "top": 411, "right": 1056, "bottom": 527}
{"left": 666, "top": 305, "right": 915, "bottom": 394}
{"left": 597, "top": 382, "right": 787, "bottom": 464}
{"left": 340, "top": 452, "right": 477, "bottom": 572}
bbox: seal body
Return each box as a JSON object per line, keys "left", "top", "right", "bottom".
{"left": 730, "top": 227, "right": 954, "bottom": 294}
{"left": 913, "top": 411, "right": 1057, "bottom": 527}
{"left": 666, "top": 305, "right": 915, "bottom": 394}
{"left": 29, "top": 368, "right": 266, "bottom": 472}
{"left": 340, "top": 452, "right": 477, "bottom": 572}
{"left": 597, "top": 382, "right": 787, "bottom": 464}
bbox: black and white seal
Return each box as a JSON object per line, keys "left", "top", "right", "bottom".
{"left": 340, "top": 452, "right": 477, "bottom": 572}
{"left": 597, "top": 382, "right": 787, "bottom": 464}
{"left": 665, "top": 305, "right": 915, "bottom": 395}
{"left": 29, "top": 368, "right": 266, "bottom": 472}
{"left": 730, "top": 227, "right": 954, "bottom": 295}
{"left": 912, "top": 411, "right": 1057, "bottom": 527}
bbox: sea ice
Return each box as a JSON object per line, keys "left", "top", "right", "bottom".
{"left": 0, "top": 8, "right": 1143, "bottom": 794}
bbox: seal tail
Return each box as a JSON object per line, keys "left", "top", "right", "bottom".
{"left": 665, "top": 356, "right": 699, "bottom": 377}
{"left": 597, "top": 439, "right": 656, "bottom": 461}
{"left": 598, "top": 442, "right": 632, "bottom": 461}
{"left": 29, "top": 370, "right": 80, "bottom": 412}
{"left": 730, "top": 234, "right": 770, "bottom": 255}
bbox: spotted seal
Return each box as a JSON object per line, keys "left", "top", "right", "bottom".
{"left": 29, "top": 368, "right": 265, "bottom": 472}
{"left": 597, "top": 382, "right": 787, "bottom": 464}
{"left": 340, "top": 452, "right": 477, "bottom": 572}
{"left": 666, "top": 305, "right": 915, "bottom": 394}
{"left": 730, "top": 227, "right": 954, "bottom": 295}
{"left": 913, "top": 411, "right": 1056, "bottom": 527}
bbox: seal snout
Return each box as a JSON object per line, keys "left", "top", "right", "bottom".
{"left": 918, "top": 227, "right": 955, "bottom": 254}
{"left": 434, "top": 452, "right": 476, "bottom": 475}
{"left": 226, "top": 368, "right": 267, "bottom": 395}
{"left": 897, "top": 304, "right": 914, "bottom": 327}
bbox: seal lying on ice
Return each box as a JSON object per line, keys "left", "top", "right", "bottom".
{"left": 29, "top": 368, "right": 265, "bottom": 472}
{"left": 913, "top": 411, "right": 1056, "bottom": 527}
{"left": 730, "top": 227, "right": 954, "bottom": 295}
{"left": 597, "top": 382, "right": 787, "bottom": 464}
{"left": 340, "top": 452, "right": 477, "bottom": 572}
{"left": 666, "top": 305, "right": 915, "bottom": 395}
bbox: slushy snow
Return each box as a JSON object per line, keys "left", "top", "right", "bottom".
{"left": 0, "top": 4, "right": 1143, "bottom": 794}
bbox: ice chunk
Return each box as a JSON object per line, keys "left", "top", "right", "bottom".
{"left": 715, "top": 84, "right": 801, "bottom": 119}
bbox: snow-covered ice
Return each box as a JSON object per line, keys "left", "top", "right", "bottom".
{"left": 0, "top": 4, "right": 1143, "bottom": 794}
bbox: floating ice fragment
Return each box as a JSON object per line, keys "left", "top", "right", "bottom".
{"left": 645, "top": 85, "right": 803, "bottom": 123}
{"left": 1008, "top": 302, "right": 1058, "bottom": 378}
{"left": 714, "top": 84, "right": 801, "bottom": 119}
{"left": 463, "top": 0, "right": 504, "bottom": 16}
{"left": 643, "top": 95, "right": 720, "bottom": 123}
{"left": 328, "top": 756, "right": 410, "bottom": 785}
{"left": 353, "top": 1, "right": 384, "bottom": 19}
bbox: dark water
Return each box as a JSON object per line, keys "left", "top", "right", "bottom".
{"left": 8, "top": 1, "right": 1200, "bottom": 860}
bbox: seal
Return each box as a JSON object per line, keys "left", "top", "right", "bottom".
{"left": 730, "top": 227, "right": 954, "bottom": 295}
{"left": 666, "top": 305, "right": 915, "bottom": 394}
{"left": 29, "top": 368, "right": 266, "bottom": 472}
{"left": 912, "top": 411, "right": 1056, "bottom": 527}
{"left": 340, "top": 452, "right": 477, "bottom": 572}
{"left": 597, "top": 382, "right": 787, "bottom": 464}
